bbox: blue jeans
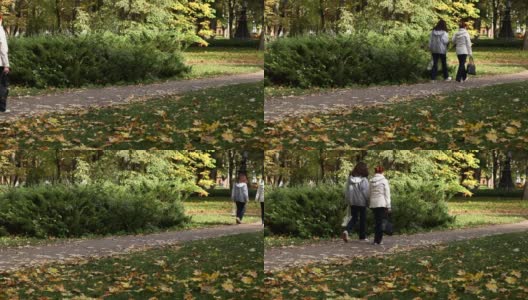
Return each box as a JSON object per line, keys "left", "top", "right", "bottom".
{"left": 431, "top": 53, "right": 449, "bottom": 80}
{"left": 0, "top": 71, "right": 8, "bottom": 112}
{"left": 456, "top": 54, "right": 468, "bottom": 82}
{"left": 235, "top": 201, "right": 246, "bottom": 220}
{"left": 345, "top": 205, "right": 367, "bottom": 239}
{"left": 372, "top": 207, "right": 386, "bottom": 244}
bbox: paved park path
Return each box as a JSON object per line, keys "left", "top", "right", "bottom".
{"left": 264, "top": 221, "right": 528, "bottom": 272}
{"left": 265, "top": 71, "right": 528, "bottom": 121}
{"left": 0, "top": 223, "right": 263, "bottom": 272}
{"left": 0, "top": 71, "right": 263, "bottom": 121}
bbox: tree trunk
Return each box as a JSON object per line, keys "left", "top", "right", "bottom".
{"left": 523, "top": 18, "right": 528, "bottom": 50}
{"left": 234, "top": 2, "right": 250, "bottom": 39}
{"left": 258, "top": 30, "right": 265, "bottom": 50}
{"left": 319, "top": 0, "right": 325, "bottom": 33}
{"left": 499, "top": 0, "right": 514, "bottom": 39}
{"left": 523, "top": 165, "right": 528, "bottom": 200}
{"left": 498, "top": 152, "right": 514, "bottom": 191}
{"left": 492, "top": 0, "right": 499, "bottom": 38}
{"left": 228, "top": 0, "right": 236, "bottom": 39}
{"left": 55, "top": 0, "right": 62, "bottom": 33}
{"left": 228, "top": 150, "right": 234, "bottom": 190}
{"left": 492, "top": 150, "right": 499, "bottom": 189}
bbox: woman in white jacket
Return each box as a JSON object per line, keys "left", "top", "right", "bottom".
{"left": 452, "top": 21, "right": 473, "bottom": 83}
{"left": 369, "top": 166, "right": 391, "bottom": 245}
{"left": 255, "top": 177, "right": 264, "bottom": 225}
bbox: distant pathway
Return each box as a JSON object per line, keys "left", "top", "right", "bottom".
{"left": 0, "top": 223, "right": 262, "bottom": 271}
{"left": 265, "top": 71, "right": 528, "bottom": 121}
{"left": 265, "top": 221, "right": 528, "bottom": 272}
{"left": 0, "top": 71, "right": 263, "bottom": 121}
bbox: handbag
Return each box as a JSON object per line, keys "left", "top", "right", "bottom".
{"left": 427, "top": 59, "right": 434, "bottom": 71}
{"left": 382, "top": 211, "right": 394, "bottom": 235}
{"left": 467, "top": 56, "right": 476, "bottom": 75}
{"left": 341, "top": 205, "right": 351, "bottom": 227}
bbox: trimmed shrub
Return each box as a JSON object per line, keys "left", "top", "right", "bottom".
{"left": 9, "top": 33, "right": 190, "bottom": 88}
{"left": 198, "top": 39, "right": 260, "bottom": 48}
{"left": 265, "top": 33, "right": 429, "bottom": 88}
{"left": 469, "top": 188, "right": 523, "bottom": 198}
{"left": 265, "top": 185, "right": 345, "bottom": 238}
{"left": 473, "top": 39, "right": 523, "bottom": 48}
{"left": 0, "top": 183, "right": 189, "bottom": 238}
{"left": 198, "top": 188, "right": 257, "bottom": 198}
{"left": 266, "top": 177, "right": 454, "bottom": 238}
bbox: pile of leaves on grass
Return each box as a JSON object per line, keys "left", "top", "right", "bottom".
{"left": 266, "top": 231, "right": 528, "bottom": 299}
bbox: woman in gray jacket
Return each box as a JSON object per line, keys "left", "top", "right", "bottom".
{"left": 429, "top": 19, "right": 451, "bottom": 82}
{"left": 232, "top": 174, "right": 249, "bottom": 224}
{"left": 342, "top": 162, "right": 370, "bottom": 242}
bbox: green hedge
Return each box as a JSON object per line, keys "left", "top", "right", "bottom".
{"left": 266, "top": 178, "right": 454, "bottom": 238}
{"left": 9, "top": 33, "right": 190, "bottom": 88}
{"left": 199, "top": 188, "right": 257, "bottom": 198}
{"left": 469, "top": 188, "right": 524, "bottom": 198}
{"left": 0, "top": 183, "right": 189, "bottom": 238}
{"left": 198, "top": 38, "right": 260, "bottom": 48}
{"left": 473, "top": 38, "right": 523, "bottom": 48}
{"left": 265, "top": 33, "right": 429, "bottom": 88}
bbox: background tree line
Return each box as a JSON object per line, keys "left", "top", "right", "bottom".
{"left": 0, "top": 0, "right": 264, "bottom": 42}
{"left": 0, "top": 150, "right": 264, "bottom": 193}
{"left": 265, "top": 150, "right": 528, "bottom": 198}
{"left": 266, "top": 0, "right": 528, "bottom": 48}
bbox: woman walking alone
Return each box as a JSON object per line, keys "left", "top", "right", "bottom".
{"left": 342, "top": 162, "right": 370, "bottom": 243}
{"left": 369, "top": 166, "right": 391, "bottom": 245}
{"left": 429, "top": 19, "right": 451, "bottom": 82}
{"left": 232, "top": 174, "right": 249, "bottom": 224}
{"left": 452, "top": 21, "right": 473, "bottom": 83}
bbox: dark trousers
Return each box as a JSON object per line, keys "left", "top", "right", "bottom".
{"left": 456, "top": 54, "right": 468, "bottom": 82}
{"left": 260, "top": 202, "right": 264, "bottom": 224}
{"left": 0, "top": 70, "right": 9, "bottom": 112}
{"left": 235, "top": 201, "right": 246, "bottom": 220}
{"left": 431, "top": 53, "right": 449, "bottom": 80}
{"left": 372, "top": 207, "right": 386, "bottom": 244}
{"left": 345, "top": 205, "right": 367, "bottom": 239}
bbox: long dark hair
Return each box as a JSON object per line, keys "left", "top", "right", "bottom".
{"left": 350, "top": 162, "right": 369, "bottom": 178}
{"left": 434, "top": 19, "right": 448, "bottom": 32}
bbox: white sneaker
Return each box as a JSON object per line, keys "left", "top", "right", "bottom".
{"left": 236, "top": 217, "right": 241, "bottom": 224}
{"left": 445, "top": 77, "right": 452, "bottom": 81}
{"left": 360, "top": 238, "right": 369, "bottom": 242}
{"left": 372, "top": 241, "right": 384, "bottom": 245}
{"left": 1, "top": 109, "right": 10, "bottom": 113}
{"left": 341, "top": 231, "right": 349, "bottom": 243}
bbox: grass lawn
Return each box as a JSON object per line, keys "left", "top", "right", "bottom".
{"left": 0, "top": 82, "right": 264, "bottom": 149}
{"left": 266, "top": 231, "right": 528, "bottom": 299}
{"left": 183, "top": 47, "right": 263, "bottom": 78}
{"left": 265, "top": 47, "right": 528, "bottom": 98}
{"left": 266, "top": 81, "right": 527, "bottom": 149}
{"left": 0, "top": 233, "right": 265, "bottom": 299}
{"left": 448, "top": 197, "right": 528, "bottom": 228}
{"left": 185, "top": 197, "right": 261, "bottom": 228}
{"left": 10, "top": 47, "right": 263, "bottom": 98}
